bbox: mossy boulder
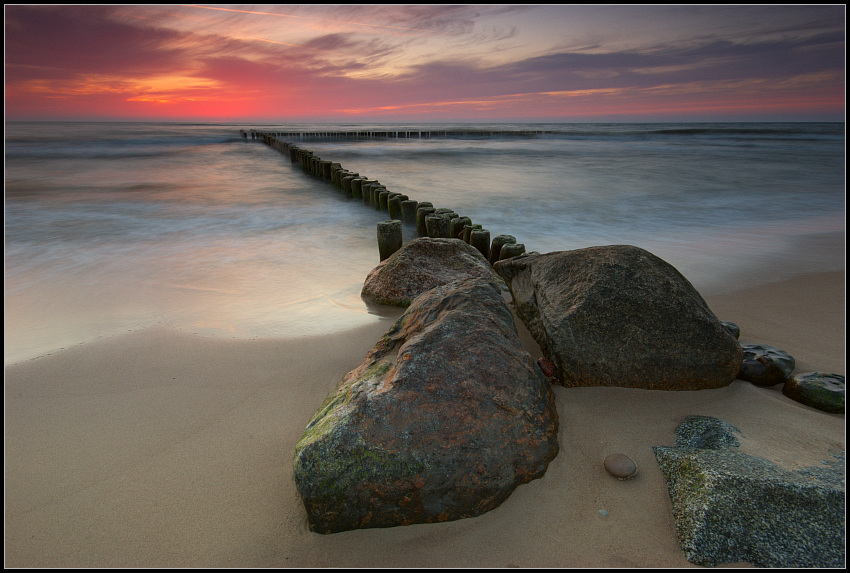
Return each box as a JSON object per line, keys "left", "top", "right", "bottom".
{"left": 783, "top": 372, "right": 845, "bottom": 413}
{"left": 294, "top": 278, "right": 559, "bottom": 534}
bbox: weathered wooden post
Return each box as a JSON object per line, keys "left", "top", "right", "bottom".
{"left": 450, "top": 216, "right": 471, "bottom": 239}
{"left": 341, "top": 175, "right": 357, "bottom": 197}
{"left": 426, "top": 214, "right": 452, "bottom": 238}
{"left": 500, "top": 243, "right": 526, "bottom": 260}
{"left": 370, "top": 185, "right": 386, "bottom": 209}
{"left": 463, "top": 223, "right": 482, "bottom": 243}
{"left": 470, "top": 229, "right": 491, "bottom": 259}
{"left": 388, "top": 194, "right": 408, "bottom": 221}
{"left": 320, "top": 160, "right": 333, "bottom": 181}
{"left": 434, "top": 208, "right": 458, "bottom": 220}
{"left": 377, "top": 190, "right": 391, "bottom": 211}
{"left": 416, "top": 206, "right": 436, "bottom": 236}
{"left": 377, "top": 220, "right": 403, "bottom": 261}
{"left": 330, "top": 164, "right": 344, "bottom": 186}
{"left": 350, "top": 177, "right": 365, "bottom": 199}
{"left": 489, "top": 234, "right": 517, "bottom": 265}
{"left": 401, "top": 200, "right": 419, "bottom": 225}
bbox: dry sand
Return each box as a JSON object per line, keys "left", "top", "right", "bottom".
{"left": 4, "top": 271, "right": 844, "bottom": 568}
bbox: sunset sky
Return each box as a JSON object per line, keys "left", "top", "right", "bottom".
{"left": 4, "top": 4, "right": 846, "bottom": 122}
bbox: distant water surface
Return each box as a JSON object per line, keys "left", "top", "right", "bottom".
{"left": 4, "top": 121, "right": 845, "bottom": 364}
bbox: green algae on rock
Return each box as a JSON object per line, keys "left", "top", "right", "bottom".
{"left": 294, "top": 278, "right": 559, "bottom": 534}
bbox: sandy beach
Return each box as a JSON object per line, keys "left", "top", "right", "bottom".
{"left": 4, "top": 270, "right": 844, "bottom": 568}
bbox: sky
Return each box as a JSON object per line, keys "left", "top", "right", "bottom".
{"left": 4, "top": 4, "right": 846, "bottom": 122}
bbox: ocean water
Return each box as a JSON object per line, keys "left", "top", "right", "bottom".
{"left": 4, "top": 121, "right": 845, "bottom": 364}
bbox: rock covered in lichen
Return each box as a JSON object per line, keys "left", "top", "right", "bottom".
{"left": 653, "top": 415, "right": 845, "bottom": 567}
{"left": 293, "top": 277, "right": 559, "bottom": 534}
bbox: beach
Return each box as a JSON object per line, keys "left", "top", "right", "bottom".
{"left": 4, "top": 269, "right": 844, "bottom": 568}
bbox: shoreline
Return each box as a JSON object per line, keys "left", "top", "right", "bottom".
{"left": 4, "top": 270, "right": 844, "bottom": 567}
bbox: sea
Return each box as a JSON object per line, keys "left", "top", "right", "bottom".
{"left": 4, "top": 121, "right": 845, "bottom": 365}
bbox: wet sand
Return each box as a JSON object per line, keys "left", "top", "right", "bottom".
{"left": 4, "top": 271, "right": 844, "bottom": 567}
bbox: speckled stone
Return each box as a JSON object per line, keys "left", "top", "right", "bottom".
{"left": 653, "top": 416, "right": 845, "bottom": 567}
{"left": 603, "top": 453, "right": 637, "bottom": 480}
{"left": 783, "top": 372, "right": 845, "bottom": 414}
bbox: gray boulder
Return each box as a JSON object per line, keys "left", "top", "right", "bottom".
{"left": 653, "top": 415, "right": 845, "bottom": 567}
{"left": 493, "top": 245, "right": 742, "bottom": 390}
{"left": 361, "top": 237, "right": 502, "bottom": 307}
{"left": 293, "top": 278, "right": 559, "bottom": 534}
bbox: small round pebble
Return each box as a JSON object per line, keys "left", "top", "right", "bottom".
{"left": 604, "top": 453, "right": 637, "bottom": 480}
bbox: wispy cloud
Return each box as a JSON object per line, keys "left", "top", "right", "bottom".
{"left": 4, "top": 4, "right": 845, "bottom": 121}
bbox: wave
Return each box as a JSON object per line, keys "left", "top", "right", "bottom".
{"left": 5, "top": 136, "right": 244, "bottom": 160}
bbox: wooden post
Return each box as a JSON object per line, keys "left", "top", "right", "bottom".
{"left": 350, "top": 178, "right": 365, "bottom": 199}
{"left": 450, "top": 216, "right": 471, "bottom": 239}
{"left": 489, "top": 234, "right": 517, "bottom": 265}
{"left": 388, "top": 195, "right": 403, "bottom": 221}
{"left": 470, "top": 229, "right": 491, "bottom": 259}
{"left": 500, "top": 243, "right": 526, "bottom": 260}
{"left": 416, "top": 206, "right": 436, "bottom": 236}
{"left": 463, "top": 224, "right": 482, "bottom": 243}
{"left": 377, "top": 220, "right": 403, "bottom": 261}
{"left": 401, "top": 200, "right": 419, "bottom": 225}
{"left": 425, "top": 214, "right": 452, "bottom": 238}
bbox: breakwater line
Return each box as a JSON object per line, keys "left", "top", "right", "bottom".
{"left": 245, "top": 129, "right": 528, "bottom": 264}
{"left": 242, "top": 128, "right": 554, "bottom": 142}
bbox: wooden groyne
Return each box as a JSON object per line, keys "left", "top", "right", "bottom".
{"left": 243, "top": 128, "right": 553, "bottom": 142}
{"left": 246, "top": 129, "right": 528, "bottom": 262}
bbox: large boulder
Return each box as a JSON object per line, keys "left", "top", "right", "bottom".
{"left": 361, "top": 237, "right": 502, "bottom": 307}
{"left": 653, "top": 415, "right": 845, "bottom": 567}
{"left": 293, "top": 278, "right": 559, "bottom": 534}
{"left": 493, "top": 245, "right": 742, "bottom": 390}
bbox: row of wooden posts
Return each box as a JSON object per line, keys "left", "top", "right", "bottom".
{"left": 242, "top": 128, "right": 553, "bottom": 141}
{"left": 244, "top": 129, "right": 527, "bottom": 264}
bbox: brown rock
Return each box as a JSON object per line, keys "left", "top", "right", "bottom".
{"left": 361, "top": 237, "right": 502, "bottom": 307}
{"left": 537, "top": 357, "right": 556, "bottom": 379}
{"left": 294, "top": 278, "right": 560, "bottom": 534}
{"left": 604, "top": 453, "right": 637, "bottom": 479}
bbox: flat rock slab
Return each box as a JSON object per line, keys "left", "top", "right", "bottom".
{"left": 653, "top": 415, "right": 845, "bottom": 567}
{"left": 738, "top": 343, "right": 796, "bottom": 386}
{"left": 294, "top": 277, "right": 559, "bottom": 534}
{"left": 361, "top": 237, "right": 502, "bottom": 307}
{"left": 493, "top": 245, "right": 742, "bottom": 390}
{"left": 783, "top": 371, "right": 845, "bottom": 413}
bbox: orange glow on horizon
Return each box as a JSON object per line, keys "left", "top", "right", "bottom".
{"left": 5, "top": 5, "right": 844, "bottom": 122}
